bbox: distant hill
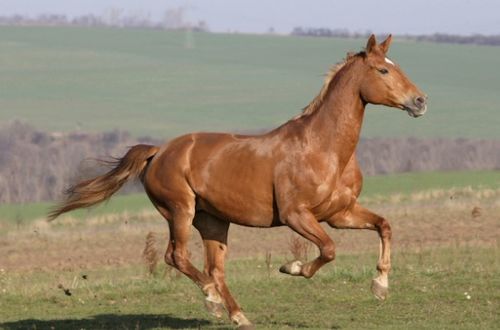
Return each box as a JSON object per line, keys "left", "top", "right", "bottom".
{"left": 0, "top": 26, "right": 499, "bottom": 139}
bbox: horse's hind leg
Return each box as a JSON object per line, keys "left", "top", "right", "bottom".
{"left": 194, "top": 212, "right": 254, "bottom": 329}
{"left": 327, "top": 203, "right": 392, "bottom": 300}
{"left": 154, "top": 205, "right": 220, "bottom": 304}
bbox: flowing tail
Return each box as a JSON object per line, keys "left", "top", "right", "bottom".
{"left": 48, "top": 144, "right": 159, "bottom": 221}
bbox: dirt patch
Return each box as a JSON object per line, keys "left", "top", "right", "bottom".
{"left": 1, "top": 193, "right": 498, "bottom": 272}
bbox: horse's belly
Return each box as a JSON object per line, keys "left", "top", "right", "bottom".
{"left": 191, "top": 157, "right": 276, "bottom": 226}
{"left": 195, "top": 190, "right": 276, "bottom": 227}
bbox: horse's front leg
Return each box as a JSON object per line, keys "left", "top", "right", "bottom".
{"left": 279, "top": 208, "right": 336, "bottom": 278}
{"left": 327, "top": 203, "right": 392, "bottom": 300}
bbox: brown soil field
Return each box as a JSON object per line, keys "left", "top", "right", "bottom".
{"left": 1, "top": 189, "right": 499, "bottom": 273}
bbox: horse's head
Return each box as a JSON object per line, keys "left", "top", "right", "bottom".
{"left": 359, "top": 34, "right": 427, "bottom": 117}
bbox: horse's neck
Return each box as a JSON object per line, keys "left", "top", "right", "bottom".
{"left": 306, "top": 66, "right": 365, "bottom": 169}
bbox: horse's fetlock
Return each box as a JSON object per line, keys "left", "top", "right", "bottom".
{"left": 376, "top": 262, "right": 391, "bottom": 273}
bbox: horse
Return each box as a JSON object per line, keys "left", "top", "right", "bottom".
{"left": 49, "top": 34, "right": 427, "bottom": 329}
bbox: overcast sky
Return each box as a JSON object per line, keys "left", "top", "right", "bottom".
{"left": 1, "top": 0, "right": 500, "bottom": 35}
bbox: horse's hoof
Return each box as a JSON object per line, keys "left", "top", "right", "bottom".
{"left": 279, "top": 260, "right": 303, "bottom": 275}
{"left": 371, "top": 278, "right": 389, "bottom": 300}
{"left": 232, "top": 312, "right": 253, "bottom": 329}
{"left": 204, "top": 299, "right": 225, "bottom": 318}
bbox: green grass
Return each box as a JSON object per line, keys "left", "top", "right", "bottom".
{"left": 0, "top": 193, "right": 155, "bottom": 224}
{"left": 0, "top": 170, "right": 497, "bottom": 223}
{"left": 1, "top": 26, "right": 499, "bottom": 138}
{"left": 361, "top": 170, "right": 500, "bottom": 197}
{"left": 0, "top": 247, "right": 498, "bottom": 329}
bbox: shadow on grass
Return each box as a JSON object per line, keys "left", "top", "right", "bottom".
{"left": 0, "top": 313, "right": 222, "bottom": 330}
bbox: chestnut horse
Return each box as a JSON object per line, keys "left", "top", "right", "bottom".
{"left": 49, "top": 35, "right": 427, "bottom": 329}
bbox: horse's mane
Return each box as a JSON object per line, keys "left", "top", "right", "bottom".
{"left": 298, "top": 51, "right": 365, "bottom": 118}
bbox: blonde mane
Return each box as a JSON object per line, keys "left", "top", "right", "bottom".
{"left": 299, "top": 52, "right": 363, "bottom": 118}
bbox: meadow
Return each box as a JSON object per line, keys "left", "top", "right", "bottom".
{"left": 1, "top": 169, "right": 499, "bottom": 329}
{"left": 1, "top": 26, "right": 500, "bottom": 138}
{"left": 1, "top": 184, "right": 499, "bottom": 329}
{"left": 1, "top": 249, "right": 498, "bottom": 329}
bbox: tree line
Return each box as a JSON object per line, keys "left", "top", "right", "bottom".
{"left": 291, "top": 27, "right": 500, "bottom": 47}
{"left": 0, "top": 8, "right": 209, "bottom": 32}
{"left": 0, "top": 121, "right": 498, "bottom": 204}
{"left": 2, "top": 12, "right": 500, "bottom": 47}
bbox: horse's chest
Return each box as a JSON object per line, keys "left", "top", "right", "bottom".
{"left": 276, "top": 152, "right": 355, "bottom": 218}
{"left": 297, "top": 160, "right": 355, "bottom": 218}
{"left": 313, "top": 186, "right": 355, "bottom": 220}
{"left": 298, "top": 171, "right": 354, "bottom": 217}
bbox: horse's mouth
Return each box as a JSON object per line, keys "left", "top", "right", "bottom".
{"left": 401, "top": 104, "right": 427, "bottom": 118}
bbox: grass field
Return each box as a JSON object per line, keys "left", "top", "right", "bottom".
{"left": 360, "top": 170, "right": 500, "bottom": 197}
{"left": 0, "top": 170, "right": 498, "bottom": 223}
{"left": 1, "top": 186, "right": 499, "bottom": 329}
{"left": 1, "top": 248, "right": 498, "bottom": 329}
{"left": 1, "top": 26, "right": 500, "bottom": 138}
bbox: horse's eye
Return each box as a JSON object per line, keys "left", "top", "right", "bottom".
{"left": 378, "top": 68, "right": 389, "bottom": 75}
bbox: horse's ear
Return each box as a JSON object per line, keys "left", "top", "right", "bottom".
{"left": 366, "top": 34, "right": 377, "bottom": 53}
{"left": 380, "top": 34, "right": 393, "bottom": 54}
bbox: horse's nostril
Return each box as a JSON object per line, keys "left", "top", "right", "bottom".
{"left": 414, "top": 96, "right": 425, "bottom": 107}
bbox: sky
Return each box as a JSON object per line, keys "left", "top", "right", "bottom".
{"left": 1, "top": 0, "right": 500, "bottom": 35}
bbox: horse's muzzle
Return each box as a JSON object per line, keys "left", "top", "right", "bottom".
{"left": 403, "top": 95, "right": 428, "bottom": 118}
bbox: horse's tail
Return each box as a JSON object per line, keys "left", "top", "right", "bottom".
{"left": 48, "top": 144, "right": 159, "bottom": 221}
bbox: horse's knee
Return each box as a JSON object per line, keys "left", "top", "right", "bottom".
{"left": 173, "top": 250, "right": 190, "bottom": 272}
{"left": 320, "top": 242, "right": 336, "bottom": 262}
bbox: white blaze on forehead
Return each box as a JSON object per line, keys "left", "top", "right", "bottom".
{"left": 385, "top": 57, "right": 395, "bottom": 65}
